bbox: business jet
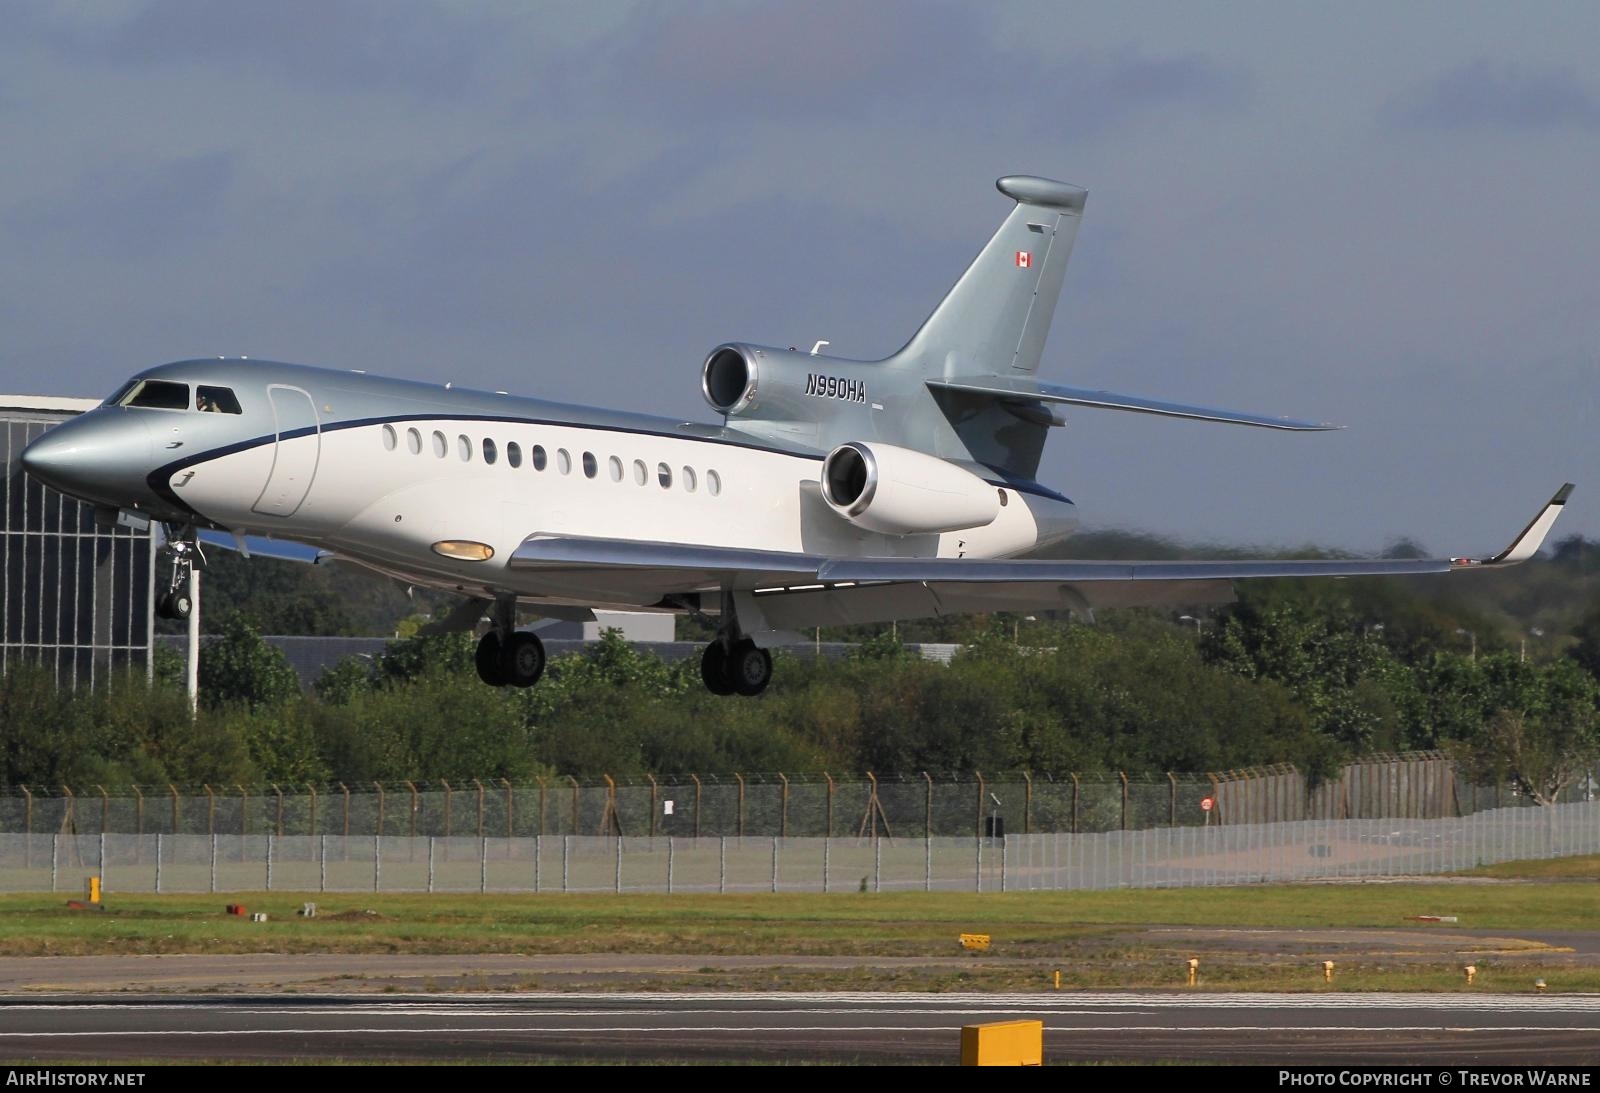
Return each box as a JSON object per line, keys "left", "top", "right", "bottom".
{"left": 21, "top": 175, "right": 1572, "bottom": 696}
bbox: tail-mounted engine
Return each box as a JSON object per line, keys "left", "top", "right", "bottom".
{"left": 820, "top": 441, "right": 1001, "bottom": 536}
{"left": 702, "top": 343, "right": 877, "bottom": 444}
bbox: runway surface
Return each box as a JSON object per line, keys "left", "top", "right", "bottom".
{"left": 3, "top": 991, "right": 1598, "bottom": 1064}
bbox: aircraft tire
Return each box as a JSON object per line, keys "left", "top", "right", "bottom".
{"left": 502, "top": 631, "right": 546, "bottom": 688}
{"left": 700, "top": 642, "right": 735, "bottom": 695}
{"left": 474, "top": 632, "right": 506, "bottom": 687}
{"left": 728, "top": 639, "right": 772, "bottom": 697}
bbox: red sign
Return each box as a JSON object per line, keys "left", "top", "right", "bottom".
{"left": 1200, "top": 796, "right": 1215, "bottom": 812}
{"left": 1015, "top": 250, "right": 1031, "bottom": 268}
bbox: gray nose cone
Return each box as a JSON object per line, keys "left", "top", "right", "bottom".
{"left": 20, "top": 411, "right": 155, "bottom": 509}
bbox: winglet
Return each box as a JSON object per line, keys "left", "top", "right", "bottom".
{"left": 1451, "top": 484, "right": 1575, "bottom": 568}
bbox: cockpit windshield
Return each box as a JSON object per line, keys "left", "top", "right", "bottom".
{"left": 114, "top": 379, "right": 190, "bottom": 410}
{"left": 107, "top": 379, "right": 243, "bottom": 414}
{"left": 196, "top": 386, "right": 242, "bottom": 414}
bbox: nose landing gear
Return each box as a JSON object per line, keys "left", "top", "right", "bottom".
{"left": 156, "top": 527, "right": 204, "bottom": 621}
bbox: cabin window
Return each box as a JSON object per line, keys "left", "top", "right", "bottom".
{"left": 406, "top": 428, "right": 422, "bottom": 455}
{"left": 117, "top": 379, "right": 189, "bottom": 411}
{"left": 483, "top": 438, "right": 498, "bottom": 465}
{"left": 607, "top": 455, "right": 623, "bottom": 482}
{"left": 432, "top": 431, "right": 447, "bottom": 458}
{"left": 507, "top": 442, "right": 522, "bottom": 468}
{"left": 557, "top": 448, "right": 572, "bottom": 475}
{"left": 457, "top": 434, "right": 472, "bottom": 462}
{"left": 195, "top": 385, "right": 242, "bottom": 414}
{"left": 657, "top": 462, "right": 672, "bottom": 489}
{"left": 582, "top": 451, "right": 597, "bottom": 479}
{"left": 632, "top": 459, "right": 647, "bottom": 486}
{"left": 706, "top": 469, "right": 722, "bottom": 496}
{"left": 381, "top": 425, "right": 398, "bottom": 451}
{"left": 682, "top": 466, "right": 697, "bottom": 493}
{"left": 532, "top": 444, "right": 547, "bottom": 471}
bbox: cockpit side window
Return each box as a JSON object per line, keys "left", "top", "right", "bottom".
{"left": 117, "top": 379, "right": 190, "bottom": 410}
{"left": 196, "top": 385, "right": 242, "bottom": 414}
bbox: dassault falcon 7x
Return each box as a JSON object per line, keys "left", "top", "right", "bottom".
{"left": 22, "top": 175, "right": 1573, "bottom": 696}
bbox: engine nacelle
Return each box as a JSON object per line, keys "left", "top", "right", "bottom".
{"left": 821, "top": 442, "right": 1001, "bottom": 536}
{"left": 702, "top": 342, "right": 876, "bottom": 439}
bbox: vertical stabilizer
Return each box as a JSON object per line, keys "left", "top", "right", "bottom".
{"left": 892, "top": 175, "right": 1086, "bottom": 379}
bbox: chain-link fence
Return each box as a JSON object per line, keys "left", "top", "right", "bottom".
{"left": 4, "top": 800, "right": 1594, "bottom": 895}
{"left": 3, "top": 755, "right": 1592, "bottom": 840}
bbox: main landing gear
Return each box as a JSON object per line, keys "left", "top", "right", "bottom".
{"left": 474, "top": 595, "right": 546, "bottom": 688}
{"left": 700, "top": 590, "right": 772, "bottom": 697}
{"left": 155, "top": 527, "right": 203, "bottom": 621}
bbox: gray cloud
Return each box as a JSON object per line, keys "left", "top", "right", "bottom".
{"left": 26, "top": 0, "right": 505, "bottom": 98}
{"left": 8, "top": 152, "right": 235, "bottom": 259}
{"left": 568, "top": 1, "right": 1245, "bottom": 136}
{"left": 1387, "top": 58, "right": 1600, "bottom": 131}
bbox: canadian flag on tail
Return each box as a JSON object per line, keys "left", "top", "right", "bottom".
{"left": 1014, "top": 250, "right": 1031, "bottom": 268}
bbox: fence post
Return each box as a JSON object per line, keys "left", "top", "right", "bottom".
{"left": 202, "top": 784, "right": 214, "bottom": 835}
{"left": 481, "top": 836, "right": 488, "bottom": 894}
{"left": 238, "top": 784, "right": 248, "bottom": 837}
{"left": 339, "top": 782, "right": 350, "bottom": 838}
{"left": 1208, "top": 773, "right": 1223, "bottom": 824}
{"left": 95, "top": 785, "right": 108, "bottom": 834}
{"left": 155, "top": 833, "right": 162, "bottom": 893}
{"left": 922, "top": 771, "right": 933, "bottom": 838}
{"left": 666, "top": 836, "right": 674, "bottom": 895}
{"left": 771, "top": 836, "right": 778, "bottom": 893}
{"left": 307, "top": 783, "right": 317, "bottom": 836}
{"left": 823, "top": 835, "right": 830, "bottom": 893}
{"left": 22, "top": 785, "right": 32, "bottom": 836}
{"left": 375, "top": 832, "right": 381, "bottom": 892}
{"left": 503, "top": 777, "right": 514, "bottom": 838}
{"left": 691, "top": 774, "right": 702, "bottom": 838}
{"left": 51, "top": 833, "right": 57, "bottom": 892}
{"left": 537, "top": 777, "right": 546, "bottom": 837}
{"left": 474, "top": 779, "right": 485, "bottom": 838}
{"left": 62, "top": 784, "right": 75, "bottom": 834}
{"left": 375, "top": 782, "right": 385, "bottom": 837}
{"left": 648, "top": 774, "right": 658, "bottom": 838}
{"left": 405, "top": 781, "right": 419, "bottom": 838}
{"left": 427, "top": 835, "right": 435, "bottom": 893}
{"left": 873, "top": 835, "right": 881, "bottom": 893}
{"left": 1023, "top": 771, "right": 1033, "bottom": 835}
{"left": 1120, "top": 771, "right": 1129, "bottom": 831}
{"left": 615, "top": 836, "right": 622, "bottom": 894}
{"left": 735, "top": 773, "right": 745, "bottom": 838}
{"left": 778, "top": 773, "right": 789, "bottom": 840}
{"left": 209, "top": 833, "right": 217, "bottom": 893}
{"left": 1168, "top": 772, "right": 1178, "bottom": 826}
{"left": 132, "top": 785, "right": 143, "bottom": 837}
{"left": 974, "top": 771, "right": 986, "bottom": 839}
{"left": 568, "top": 776, "right": 580, "bottom": 836}
{"left": 562, "top": 835, "right": 569, "bottom": 892}
{"left": 98, "top": 831, "right": 106, "bottom": 892}
{"left": 824, "top": 773, "right": 834, "bottom": 838}
{"left": 272, "top": 784, "right": 284, "bottom": 837}
{"left": 1070, "top": 772, "right": 1080, "bottom": 834}
{"left": 266, "top": 833, "right": 274, "bottom": 890}
{"left": 319, "top": 834, "right": 326, "bottom": 892}
{"left": 925, "top": 833, "right": 932, "bottom": 892}
{"left": 719, "top": 836, "right": 726, "bottom": 894}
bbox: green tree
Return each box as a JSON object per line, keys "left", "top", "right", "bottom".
{"left": 198, "top": 616, "right": 301, "bottom": 711}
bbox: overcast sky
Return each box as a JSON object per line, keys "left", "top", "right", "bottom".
{"left": 3, "top": 1, "right": 1596, "bottom": 554}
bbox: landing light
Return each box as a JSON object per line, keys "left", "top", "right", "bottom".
{"left": 431, "top": 540, "right": 495, "bottom": 561}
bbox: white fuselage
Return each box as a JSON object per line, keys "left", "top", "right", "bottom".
{"left": 175, "top": 409, "right": 1070, "bottom": 610}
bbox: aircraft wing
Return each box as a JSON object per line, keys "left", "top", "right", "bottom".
{"left": 508, "top": 484, "right": 1573, "bottom": 629}
{"left": 928, "top": 375, "right": 1339, "bottom": 430}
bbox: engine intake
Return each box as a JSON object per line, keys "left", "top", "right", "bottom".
{"left": 702, "top": 344, "right": 757, "bottom": 414}
{"left": 820, "top": 442, "right": 1001, "bottom": 536}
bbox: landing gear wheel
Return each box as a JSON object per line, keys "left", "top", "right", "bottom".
{"left": 502, "top": 631, "right": 546, "bottom": 688}
{"left": 700, "top": 642, "right": 735, "bottom": 696}
{"left": 474, "top": 632, "right": 506, "bottom": 687}
{"left": 728, "top": 639, "right": 772, "bottom": 697}
{"left": 156, "top": 590, "right": 192, "bottom": 621}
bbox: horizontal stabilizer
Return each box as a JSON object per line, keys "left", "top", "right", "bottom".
{"left": 928, "top": 376, "right": 1339, "bottom": 431}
